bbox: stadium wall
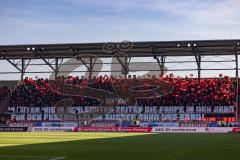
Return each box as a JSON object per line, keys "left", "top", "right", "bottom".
{"left": 0, "top": 126, "right": 239, "bottom": 133}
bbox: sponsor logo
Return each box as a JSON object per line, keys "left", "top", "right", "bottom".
{"left": 0, "top": 127, "right": 28, "bottom": 132}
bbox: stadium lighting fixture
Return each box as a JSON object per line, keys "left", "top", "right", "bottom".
{"left": 193, "top": 44, "right": 197, "bottom": 47}
{"left": 32, "top": 47, "right": 35, "bottom": 51}
{"left": 27, "top": 47, "right": 30, "bottom": 51}
{"left": 187, "top": 43, "right": 191, "bottom": 47}
{"left": 237, "top": 42, "right": 240, "bottom": 46}
{"left": 177, "top": 44, "right": 181, "bottom": 47}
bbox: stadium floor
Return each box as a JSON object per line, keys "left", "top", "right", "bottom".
{"left": 0, "top": 132, "right": 239, "bottom": 160}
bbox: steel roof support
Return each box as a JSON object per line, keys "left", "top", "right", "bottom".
{"left": 41, "top": 58, "right": 55, "bottom": 71}
{"left": 5, "top": 59, "right": 21, "bottom": 72}
{"left": 80, "top": 57, "right": 97, "bottom": 79}
{"left": 193, "top": 46, "right": 201, "bottom": 79}
{"left": 152, "top": 47, "right": 166, "bottom": 77}
{"left": 35, "top": 48, "right": 63, "bottom": 80}
{"left": 21, "top": 59, "right": 25, "bottom": 81}
{"left": 55, "top": 58, "right": 59, "bottom": 80}
{"left": 115, "top": 53, "right": 131, "bottom": 78}
{"left": 1, "top": 51, "right": 21, "bottom": 72}
{"left": 76, "top": 56, "right": 97, "bottom": 79}
{"left": 41, "top": 58, "right": 62, "bottom": 80}
{"left": 72, "top": 48, "right": 98, "bottom": 79}
{"left": 20, "top": 59, "right": 31, "bottom": 81}
{"left": 35, "top": 50, "right": 56, "bottom": 76}
{"left": 154, "top": 55, "right": 166, "bottom": 77}
{"left": 1, "top": 51, "right": 30, "bottom": 81}
{"left": 235, "top": 45, "right": 239, "bottom": 122}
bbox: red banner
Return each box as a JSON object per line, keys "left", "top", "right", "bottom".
{"left": 77, "top": 127, "right": 152, "bottom": 132}
{"left": 232, "top": 128, "right": 240, "bottom": 133}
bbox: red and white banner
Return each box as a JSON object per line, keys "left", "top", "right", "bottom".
{"left": 232, "top": 128, "right": 240, "bottom": 133}
{"left": 77, "top": 127, "right": 152, "bottom": 132}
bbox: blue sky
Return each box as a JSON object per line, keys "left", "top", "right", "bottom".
{"left": 1, "top": 0, "right": 240, "bottom": 45}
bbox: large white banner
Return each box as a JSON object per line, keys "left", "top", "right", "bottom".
{"left": 9, "top": 106, "right": 235, "bottom": 122}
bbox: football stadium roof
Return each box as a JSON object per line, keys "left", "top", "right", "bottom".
{"left": 0, "top": 39, "right": 240, "bottom": 59}
{"left": 0, "top": 39, "right": 240, "bottom": 81}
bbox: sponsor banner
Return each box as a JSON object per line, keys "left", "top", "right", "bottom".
{"left": 29, "top": 127, "right": 74, "bottom": 132}
{"left": 9, "top": 122, "right": 34, "bottom": 127}
{"left": 179, "top": 122, "right": 217, "bottom": 127}
{"left": 140, "top": 122, "right": 179, "bottom": 127}
{"left": 121, "top": 121, "right": 131, "bottom": 127}
{"left": 60, "top": 122, "right": 78, "bottom": 127}
{"left": 158, "top": 122, "right": 179, "bottom": 127}
{"left": 77, "top": 127, "right": 152, "bottom": 132}
{"left": 232, "top": 128, "right": 240, "bottom": 133}
{"left": 0, "top": 127, "right": 29, "bottom": 132}
{"left": 208, "top": 122, "right": 218, "bottom": 127}
{"left": 42, "top": 122, "right": 60, "bottom": 127}
{"left": 206, "top": 127, "right": 233, "bottom": 133}
{"left": 139, "top": 122, "right": 150, "bottom": 127}
{"left": 34, "top": 122, "right": 42, "bottom": 127}
{"left": 152, "top": 127, "right": 234, "bottom": 133}
{"left": 25, "top": 126, "right": 234, "bottom": 133}
{"left": 152, "top": 127, "right": 206, "bottom": 133}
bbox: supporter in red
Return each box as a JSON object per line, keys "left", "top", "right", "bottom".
{"left": 4, "top": 74, "right": 236, "bottom": 108}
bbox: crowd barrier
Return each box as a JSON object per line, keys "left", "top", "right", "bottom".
{"left": 0, "top": 127, "right": 239, "bottom": 133}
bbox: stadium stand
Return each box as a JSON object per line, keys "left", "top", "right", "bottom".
{"left": 0, "top": 74, "right": 237, "bottom": 127}
{"left": 0, "top": 40, "right": 240, "bottom": 127}
{"left": 8, "top": 74, "right": 235, "bottom": 106}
